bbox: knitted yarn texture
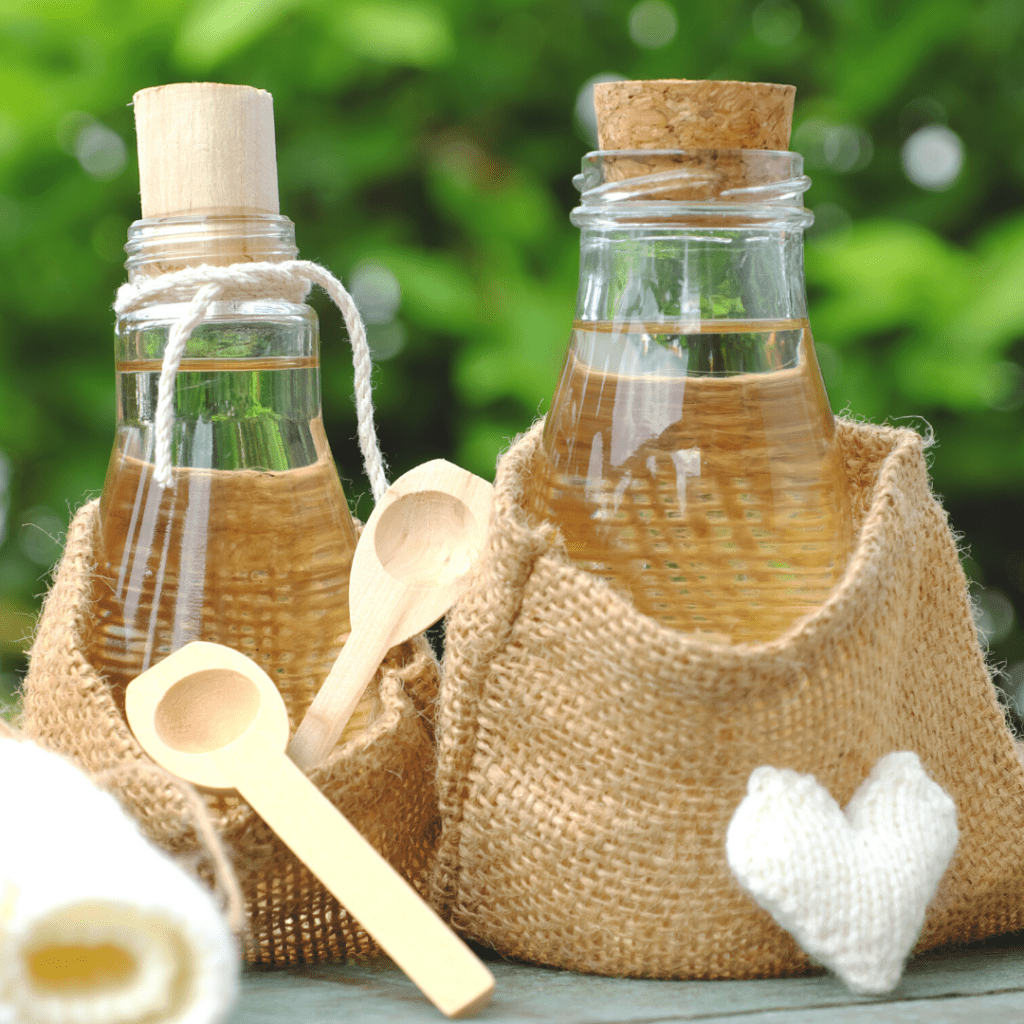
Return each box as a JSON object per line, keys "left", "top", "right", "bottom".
{"left": 113, "top": 260, "right": 387, "bottom": 498}
{"left": 726, "top": 752, "right": 959, "bottom": 994}
{"left": 432, "top": 417, "right": 1024, "bottom": 979}
{"left": 0, "top": 737, "right": 238, "bottom": 1024}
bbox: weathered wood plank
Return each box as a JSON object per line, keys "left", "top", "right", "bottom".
{"left": 710, "top": 992, "right": 1024, "bottom": 1024}
{"left": 227, "top": 941, "right": 1024, "bottom": 1023}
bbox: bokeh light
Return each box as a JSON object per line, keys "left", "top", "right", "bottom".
{"left": 824, "top": 125, "right": 873, "bottom": 173}
{"left": 367, "top": 321, "right": 408, "bottom": 362}
{"left": 19, "top": 508, "right": 65, "bottom": 568}
{"left": 1008, "top": 662, "right": 1024, "bottom": 717}
{"left": 901, "top": 124, "right": 964, "bottom": 191}
{"left": 973, "top": 585, "right": 1015, "bottom": 647}
{"left": 628, "top": 0, "right": 678, "bottom": 49}
{"left": 349, "top": 262, "right": 402, "bottom": 325}
{"left": 63, "top": 117, "right": 128, "bottom": 181}
{"left": 349, "top": 262, "right": 406, "bottom": 361}
{"left": 794, "top": 118, "right": 873, "bottom": 173}
{"left": 574, "top": 73, "right": 627, "bottom": 148}
{"left": 807, "top": 201, "right": 853, "bottom": 240}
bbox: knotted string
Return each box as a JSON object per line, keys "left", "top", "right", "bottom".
{"left": 113, "top": 261, "right": 388, "bottom": 502}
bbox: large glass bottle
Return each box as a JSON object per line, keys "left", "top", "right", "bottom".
{"left": 523, "top": 148, "right": 853, "bottom": 643}
{"left": 87, "top": 214, "right": 364, "bottom": 727}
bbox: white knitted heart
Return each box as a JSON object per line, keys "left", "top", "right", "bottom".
{"left": 726, "top": 751, "right": 958, "bottom": 995}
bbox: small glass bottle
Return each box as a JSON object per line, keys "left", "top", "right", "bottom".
{"left": 523, "top": 81, "right": 853, "bottom": 643}
{"left": 87, "top": 84, "right": 363, "bottom": 732}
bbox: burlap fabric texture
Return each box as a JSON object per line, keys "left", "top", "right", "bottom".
{"left": 432, "top": 417, "right": 1024, "bottom": 979}
{"left": 20, "top": 499, "right": 441, "bottom": 966}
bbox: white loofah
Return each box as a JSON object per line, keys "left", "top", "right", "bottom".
{"left": 0, "top": 739, "right": 238, "bottom": 1024}
{"left": 726, "top": 751, "right": 959, "bottom": 995}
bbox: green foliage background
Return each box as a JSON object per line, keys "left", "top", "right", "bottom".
{"left": 1, "top": 0, "right": 1023, "bottom": 714}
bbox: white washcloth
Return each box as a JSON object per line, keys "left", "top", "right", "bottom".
{"left": 0, "top": 739, "right": 238, "bottom": 1024}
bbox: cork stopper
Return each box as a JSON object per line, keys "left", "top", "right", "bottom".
{"left": 133, "top": 82, "right": 279, "bottom": 219}
{"left": 591, "top": 79, "right": 796, "bottom": 197}
{"left": 594, "top": 79, "right": 795, "bottom": 152}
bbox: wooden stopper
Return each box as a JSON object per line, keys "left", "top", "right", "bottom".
{"left": 592, "top": 79, "right": 796, "bottom": 196}
{"left": 134, "top": 82, "right": 279, "bottom": 219}
{"left": 594, "top": 78, "right": 795, "bottom": 152}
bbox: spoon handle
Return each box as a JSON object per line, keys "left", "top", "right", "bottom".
{"left": 232, "top": 748, "right": 495, "bottom": 1019}
{"left": 288, "top": 632, "right": 391, "bottom": 772}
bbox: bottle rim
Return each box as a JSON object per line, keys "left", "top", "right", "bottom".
{"left": 124, "top": 213, "right": 299, "bottom": 277}
{"left": 571, "top": 149, "right": 814, "bottom": 230}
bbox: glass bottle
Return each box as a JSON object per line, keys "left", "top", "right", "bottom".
{"left": 87, "top": 214, "right": 363, "bottom": 728}
{"left": 523, "top": 149, "right": 853, "bottom": 643}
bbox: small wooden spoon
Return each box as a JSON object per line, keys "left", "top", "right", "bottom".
{"left": 288, "top": 459, "right": 493, "bottom": 772}
{"left": 126, "top": 641, "right": 495, "bottom": 1019}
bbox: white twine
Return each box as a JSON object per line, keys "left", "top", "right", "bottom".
{"left": 113, "top": 261, "right": 388, "bottom": 501}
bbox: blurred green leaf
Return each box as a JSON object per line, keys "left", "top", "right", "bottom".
{"left": 333, "top": 1, "right": 454, "bottom": 67}
{"left": 807, "top": 220, "right": 970, "bottom": 347}
{"left": 174, "top": 0, "right": 303, "bottom": 71}
{"left": 372, "top": 247, "right": 479, "bottom": 332}
{"left": 455, "top": 267, "right": 575, "bottom": 409}
{"left": 829, "top": 0, "right": 967, "bottom": 120}
{"left": 455, "top": 415, "right": 527, "bottom": 480}
{"left": 950, "top": 216, "right": 1024, "bottom": 353}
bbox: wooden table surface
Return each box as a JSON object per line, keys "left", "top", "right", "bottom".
{"left": 227, "top": 933, "right": 1024, "bottom": 1023}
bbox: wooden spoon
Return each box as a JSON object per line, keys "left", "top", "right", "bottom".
{"left": 125, "top": 641, "right": 495, "bottom": 1019}
{"left": 288, "top": 459, "right": 493, "bottom": 772}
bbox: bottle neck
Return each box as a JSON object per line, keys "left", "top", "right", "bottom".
{"left": 571, "top": 149, "right": 813, "bottom": 328}
{"left": 113, "top": 213, "right": 326, "bottom": 473}
{"left": 117, "top": 211, "right": 314, "bottom": 372}
{"left": 573, "top": 225, "right": 809, "bottom": 327}
{"left": 124, "top": 214, "right": 299, "bottom": 281}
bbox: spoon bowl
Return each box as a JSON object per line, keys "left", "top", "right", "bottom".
{"left": 127, "top": 643, "right": 287, "bottom": 792}
{"left": 373, "top": 489, "right": 480, "bottom": 590}
{"left": 288, "top": 460, "right": 493, "bottom": 771}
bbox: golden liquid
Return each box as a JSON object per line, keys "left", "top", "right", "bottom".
{"left": 88, "top": 358, "right": 368, "bottom": 736}
{"left": 524, "top": 319, "right": 852, "bottom": 642}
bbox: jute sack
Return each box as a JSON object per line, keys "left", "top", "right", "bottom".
{"left": 21, "top": 499, "right": 441, "bottom": 965}
{"left": 432, "top": 417, "right": 1024, "bottom": 979}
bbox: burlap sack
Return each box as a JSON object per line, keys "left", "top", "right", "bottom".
{"left": 21, "top": 499, "right": 441, "bottom": 965}
{"left": 432, "top": 417, "right": 1024, "bottom": 979}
